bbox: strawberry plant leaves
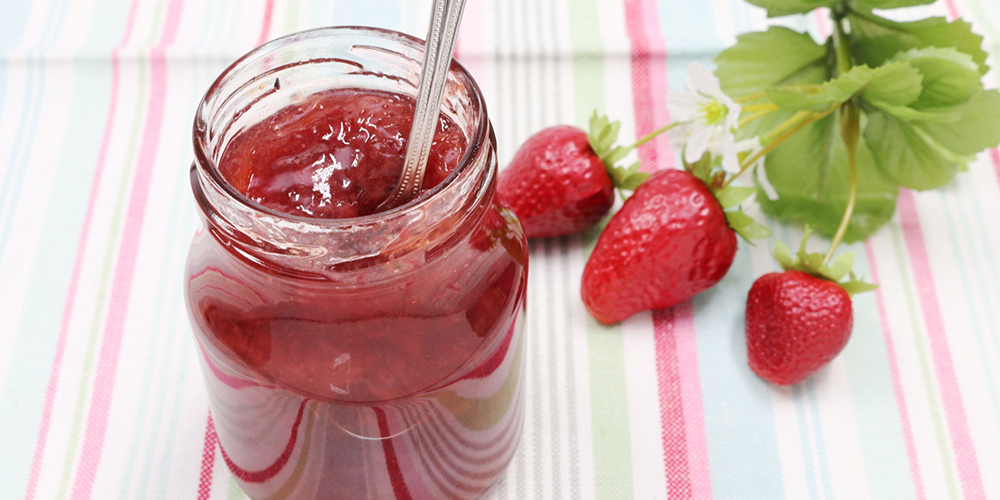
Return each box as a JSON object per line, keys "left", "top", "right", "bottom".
{"left": 744, "top": 0, "right": 838, "bottom": 17}
{"left": 888, "top": 48, "right": 980, "bottom": 108}
{"left": 916, "top": 90, "right": 1000, "bottom": 156}
{"left": 766, "top": 62, "right": 922, "bottom": 112}
{"left": 864, "top": 111, "right": 965, "bottom": 190}
{"left": 715, "top": 186, "right": 756, "bottom": 209}
{"left": 741, "top": 104, "right": 898, "bottom": 242}
{"left": 715, "top": 26, "right": 829, "bottom": 98}
{"left": 851, "top": 0, "right": 934, "bottom": 9}
{"left": 849, "top": 13, "right": 989, "bottom": 75}
{"left": 726, "top": 210, "right": 772, "bottom": 242}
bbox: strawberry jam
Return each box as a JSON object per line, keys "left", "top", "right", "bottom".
{"left": 219, "top": 88, "right": 467, "bottom": 219}
{"left": 186, "top": 27, "right": 527, "bottom": 500}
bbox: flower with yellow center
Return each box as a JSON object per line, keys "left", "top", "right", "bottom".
{"left": 667, "top": 62, "right": 742, "bottom": 173}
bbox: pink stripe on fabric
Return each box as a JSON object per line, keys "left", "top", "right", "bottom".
{"left": 70, "top": 2, "right": 186, "bottom": 499}
{"left": 623, "top": 1, "right": 710, "bottom": 497}
{"left": 864, "top": 242, "right": 926, "bottom": 500}
{"left": 897, "top": 189, "right": 985, "bottom": 499}
{"left": 943, "top": 0, "right": 961, "bottom": 20}
{"left": 258, "top": 0, "right": 275, "bottom": 46}
{"left": 623, "top": 0, "right": 674, "bottom": 174}
{"left": 653, "top": 303, "right": 712, "bottom": 500}
{"left": 22, "top": 0, "right": 144, "bottom": 497}
{"left": 197, "top": 413, "right": 219, "bottom": 500}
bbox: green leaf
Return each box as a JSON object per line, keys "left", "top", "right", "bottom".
{"left": 714, "top": 186, "right": 756, "bottom": 209}
{"left": 601, "top": 145, "right": 633, "bottom": 165}
{"left": 826, "top": 251, "right": 855, "bottom": 282}
{"left": 744, "top": 0, "right": 838, "bottom": 17}
{"left": 751, "top": 109, "right": 899, "bottom": 242}
{"left": 766, "top": 63, "right": 923, "bottom": 112}
{"left": 864, "top": 111, "right": 962, "bottom": 190}
{"left": 774, "top": 239, "right": 795, "bottom": 269}
{"left": 849, "top": 14, "right": 989, "bottom": 76}
{"left": 726, "top": 210, "right": 773, "bottom": 242}
{"left": 851, "top": 0, "right": 935, "bottom": 9}
{"left": 767, "top": 87, "right": 837, "bottom": 112}
{"left": 889, "top": 47, "right": 981, "bottom": 108}
{"left": 840, "top": 273, "right": 880, "bottom": 296}
{"left": 856, "top": 62, "right": 923, "bottom": 107}
{"left": 916, "top": 90, "right": 1000, "bottom": 156}
{"left": 715, "top": 26, "right": 829, "bottom": 98}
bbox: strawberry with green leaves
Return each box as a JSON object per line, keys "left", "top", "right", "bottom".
{"left": 745, "top": 229, "right": 877, "bottom": 385}
{"left": 497, "top": 113, "right": 648, "bottom": 238}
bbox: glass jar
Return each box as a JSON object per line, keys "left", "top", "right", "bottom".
{"left": 185, "top": 27, "right": 527, "bottom": 500}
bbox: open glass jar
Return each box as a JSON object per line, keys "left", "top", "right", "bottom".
{"left": 185, "top": 27, "right": 527, "bottom": 500}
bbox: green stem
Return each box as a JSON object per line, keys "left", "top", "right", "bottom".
{"left": 735, "top": 91, "right": 767, "bottom": 103}
{"left": 739, "top": 106, "right": 778, "bottom": 127}
{"left": 631, "top": 122, "right": 680, "bottom": 149}
{"left": 722, "top": 104, "right": 838, "bottom": 189}
{"left": 821, "top": 10, "right": 860, "bottom": 268}
{"left": 822, "top": 102, "right": 860, "bottom": 267}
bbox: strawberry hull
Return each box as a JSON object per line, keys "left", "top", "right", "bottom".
{"left": 581, "top": 169, "right": 737, "bottom": 325}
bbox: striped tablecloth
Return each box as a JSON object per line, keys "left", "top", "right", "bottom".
{"left": 2, "top": 0, "right": 1000, "bottom": 498}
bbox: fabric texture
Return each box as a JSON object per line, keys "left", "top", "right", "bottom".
{"left": 1, "top": 0, "right": 999, "bottom": 498}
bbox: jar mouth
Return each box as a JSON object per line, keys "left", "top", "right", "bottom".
{"left": 192, "top": 25, "right": 489, "bottom": 227}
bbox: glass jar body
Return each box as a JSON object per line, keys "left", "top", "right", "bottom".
{"left": 185, "top": 27, "right": 527, "bottom": 500}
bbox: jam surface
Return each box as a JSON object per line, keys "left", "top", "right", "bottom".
{"left": 220, "top": 88, "right": 467, "bottom": 218}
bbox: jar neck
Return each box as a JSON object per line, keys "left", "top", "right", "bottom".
{"left": 190, "top": 132, "right": 496, "bottom": 280}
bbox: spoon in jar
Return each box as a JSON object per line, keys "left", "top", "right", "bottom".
{"left": 377, "top": 0, "right": 468, "bottom": 211}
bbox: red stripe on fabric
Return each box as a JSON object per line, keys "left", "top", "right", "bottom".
{"left": 990, "top": 149, "right": 1000, "bottom": 185}
{"left": 258, "top": 0, "right": 275, "bottom": 46}
{"left": 624, "top": 1, "right": 710, "bottom": 498}
{"left": 22, "top": 0, "right": 143, "bottom": 497}
{"left": 623, "top": 0, "right": 674, "bottom": 174}
{"left": 653, "top": 307, "right": 692, "bottom": 498}
{"left": 69, "top": 2, "right": 186, "bottom": 499}
{"left": 864, "top": 242, "right": 927, "bottom": 500}
{"left": 220, "top": 400, "right": 308, "bottom": 483}
{"left": 943, "top": 0, "right": 961, "bottom": 20}
{"left": 375, "top": 407, "right": 414, "bottom": 500}
{"left": 897, "top": 190, "right": 984, "bottom": 498}
{"left": 197, "top": 413, "right": 219, "bottom": 500}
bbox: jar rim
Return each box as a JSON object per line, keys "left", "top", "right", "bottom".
{"left": 192, "top": 25, "right": 489, "bottom": 227}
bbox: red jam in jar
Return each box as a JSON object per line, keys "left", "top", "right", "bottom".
{"left": 185, "top": 27, "right": 527, "bottom": 500}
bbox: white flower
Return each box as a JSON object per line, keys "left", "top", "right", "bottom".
{"left": 732, "top": 137, "right": 778, "bottom": 201}
{"left": 667, "top": 62, "right": 742, "bottom": 173}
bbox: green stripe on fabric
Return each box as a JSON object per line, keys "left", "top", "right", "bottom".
{"left": 560, "top": 236, "right": 582, "bottom": 500}
{"left": 55, "top": 60, "right": 150, "bottom": 500}
{"left": 284, "top": 0, "right": 301, "bottom": 35}
{"left": 889, "top": 223, "right": 960, "bottom": 500}
{"left": 570, "top": 0, "right": 634, "bottom": 497}
{"left": 940, "top": 180, "right": 1000, "bottom": 436}
{"left": 845, "top": 241, "right": 918, "bottom": 500}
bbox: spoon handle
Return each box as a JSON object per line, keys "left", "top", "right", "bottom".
{"left": 379, "top": 0, "right": 467, "bottom": 210}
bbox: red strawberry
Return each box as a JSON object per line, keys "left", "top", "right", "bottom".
{"left": 498, "top": 125, "right": 614, "bottom": 238}
{"left": 745, "top": 270, "right": 853, "bottom": 386}
{"left": 581, "top": 169, "right": 738, "bottom": 324}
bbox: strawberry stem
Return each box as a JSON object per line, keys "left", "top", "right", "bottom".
{"left": 630, "top": 122, "right": 681, "bottom": 149}
{"left": 738, "top": 104, "right": 779, "bottom": 127}
{"left": 721, "top": 103, "right": 838, "bottom": 189}
{"left": 822, "top": 16, "right": 860, "bottom": 267}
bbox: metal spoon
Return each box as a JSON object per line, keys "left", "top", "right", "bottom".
{"left": 377, "top": 0, "right": 468, "bottom": 211}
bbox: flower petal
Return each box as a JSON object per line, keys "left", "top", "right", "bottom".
{"left": 666, "top": 92, "right": 700, "bottom": 122}
{"left": 720, "top": 136, "right": 741, "bottom": 174}
{"left": 685, "top": 124, "right": 714, "bottom": 164}
{"left": 756, "top": 162, "right": 779, "bottom": 200}
{"left": 687, "top": 61, "right": 724, "bottom": 99}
